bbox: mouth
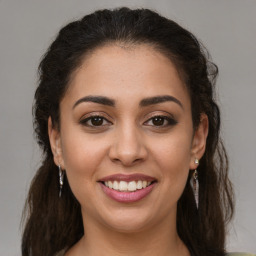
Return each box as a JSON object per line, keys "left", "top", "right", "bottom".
{"left": 98, "top": 173, "right": 157, "bottom": 203}
{"left": 101, "top": 180, "right": 156, "bottom": 192}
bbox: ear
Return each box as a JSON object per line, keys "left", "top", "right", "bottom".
{"left": 189, "top": 113, "right": 209, "bottom": 169}
{"left": 48, "top": 117, "right": 64, "bottom": 168}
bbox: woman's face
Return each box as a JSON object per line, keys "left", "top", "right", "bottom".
{"left": 49, "top": 44, "right": 208, "bottom": 233}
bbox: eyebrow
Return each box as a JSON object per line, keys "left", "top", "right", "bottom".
{"left": 73, "top": 95, "right": 183, "bottom": 109}
{"left": 139, "top": 95, "right": 183, "bottom": 109}
{"left": 73, "top": 95, "right": 115, "bottom": 109}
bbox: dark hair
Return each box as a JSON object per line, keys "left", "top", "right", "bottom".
{"left": 22, "top": 7, "right": 234, "bottom": 256}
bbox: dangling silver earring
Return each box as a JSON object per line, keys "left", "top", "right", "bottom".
{"left": 190, "top": 159, "right": 199, "bottom": 209}
{"left": 58, "top": 165, "right": 64, "bottom": 198}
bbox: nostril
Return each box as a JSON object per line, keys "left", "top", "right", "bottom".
{"left": 111, "top": 157, "right": 144, "bottom": 167}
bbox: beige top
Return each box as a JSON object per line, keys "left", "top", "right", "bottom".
{"left": 228, "top": 254, "right": 256, "bottom": 256}
{"left": 55, "top": 250, "right": 65, "bottom": 256}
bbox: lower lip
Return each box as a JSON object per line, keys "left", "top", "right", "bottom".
{"left": 99, "top": 182, "right": 156, "bottom": 203}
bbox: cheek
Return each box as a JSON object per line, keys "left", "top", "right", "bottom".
{"left": 60, "top": 134, "right": 108, "bottom": 212}
{"left": 153, "top": 131, "right": 192, "bottom": 171}
{"left": 60, "top": 130, "right": 107, "bottom": 188}
{"left": 151, "top": 130, "right": 192, "bottom": 197}
{"left": 158, "top": 144, "right": 190, "bottom": 186}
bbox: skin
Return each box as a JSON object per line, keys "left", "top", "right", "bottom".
{"left": 49, "top": 44, "right": 208, "bottom": 256}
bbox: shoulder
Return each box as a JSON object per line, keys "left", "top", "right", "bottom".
{"left": 227, "top": 253, "right": 256, "bottom": 256}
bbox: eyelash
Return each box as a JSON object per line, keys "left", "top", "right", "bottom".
{"left": 143, "top": 115, "right": 177, "bottom": 127}
{"left": 79, "top": 114, "right": 177, "bottom": 128}
{"left": 80, "top": 115, "right": 112, "bottom": 127}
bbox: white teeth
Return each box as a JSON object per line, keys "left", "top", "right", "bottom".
{"left": 103, "top": 180, "right": 153, "bottom": 191}
{"left": 108, "top": 181, "right": 113, "bottom": 189}
{"left": 137, "top": 180, "right": 142, "bottom": 189}
{"left": 128, "top": 181, "right": 137, "bottom": 191}
{"left": 113, "top": 181, "right": 119, "bottom": 190}
{"left": 119, "top": 181, "right": 128, "bottom": 191}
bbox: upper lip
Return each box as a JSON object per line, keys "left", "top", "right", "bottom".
{"left": 99, "top": 173, "right": 157, "bottom": 182}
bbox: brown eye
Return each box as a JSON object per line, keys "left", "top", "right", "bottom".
{"left": 80, "top": 115, "right": 111, "bottom": 127}
{"left": 144, "top": 115, "right": 178, "bottom": 127}
{"left": 91, "top": 116, "right": 104, "bottom": 126}
{"left": 152, "top": 116, "right": 165, "bottom": 126}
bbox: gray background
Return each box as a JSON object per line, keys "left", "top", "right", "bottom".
{"left": 0, "top": 0, "right": 255, "bottom": 255}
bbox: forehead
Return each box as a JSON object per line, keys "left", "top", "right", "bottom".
{"left": 64, "top": 44, "right": 190, "bottom": 109}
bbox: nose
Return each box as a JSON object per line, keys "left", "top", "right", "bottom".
{"left": 108, "top": 124, "right": 148, "bottom": 167}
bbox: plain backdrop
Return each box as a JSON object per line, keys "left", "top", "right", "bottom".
{"left": 0, "top": 0, "right": 255, "bottom": 255}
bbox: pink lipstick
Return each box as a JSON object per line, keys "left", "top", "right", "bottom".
{"left": 98, "top": 173, "right": 157, "bottom": 203}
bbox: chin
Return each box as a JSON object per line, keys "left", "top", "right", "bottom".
{"left": 105, "top": 218, "right": 153, "bottom": 234}
{"left": 97, "top": 207, "right": 159, "bottom": 234}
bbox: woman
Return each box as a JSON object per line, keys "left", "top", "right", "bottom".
{"left": 22, "top": 7, "right": 235, "bottom": 256}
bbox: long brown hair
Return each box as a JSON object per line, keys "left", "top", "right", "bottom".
{"left": 22, "top": 7, "right": 234, "bottom": 256}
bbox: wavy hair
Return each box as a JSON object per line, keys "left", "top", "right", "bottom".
{"left": 22, "top": 7, "right": 234, "bottom": 256}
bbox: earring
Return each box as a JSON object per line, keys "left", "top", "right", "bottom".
{"left": 58, "top": 165, "right": 64, "bottom": 198}
{"left": 190, "top": 158, "right": 199, "bottom": 209}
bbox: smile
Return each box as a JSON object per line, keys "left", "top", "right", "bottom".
{"left": 104, "top": 180, "right": 153, "bottom": 192}
{"left": 99, "top": 174, "right": 157, "bottom": 203}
